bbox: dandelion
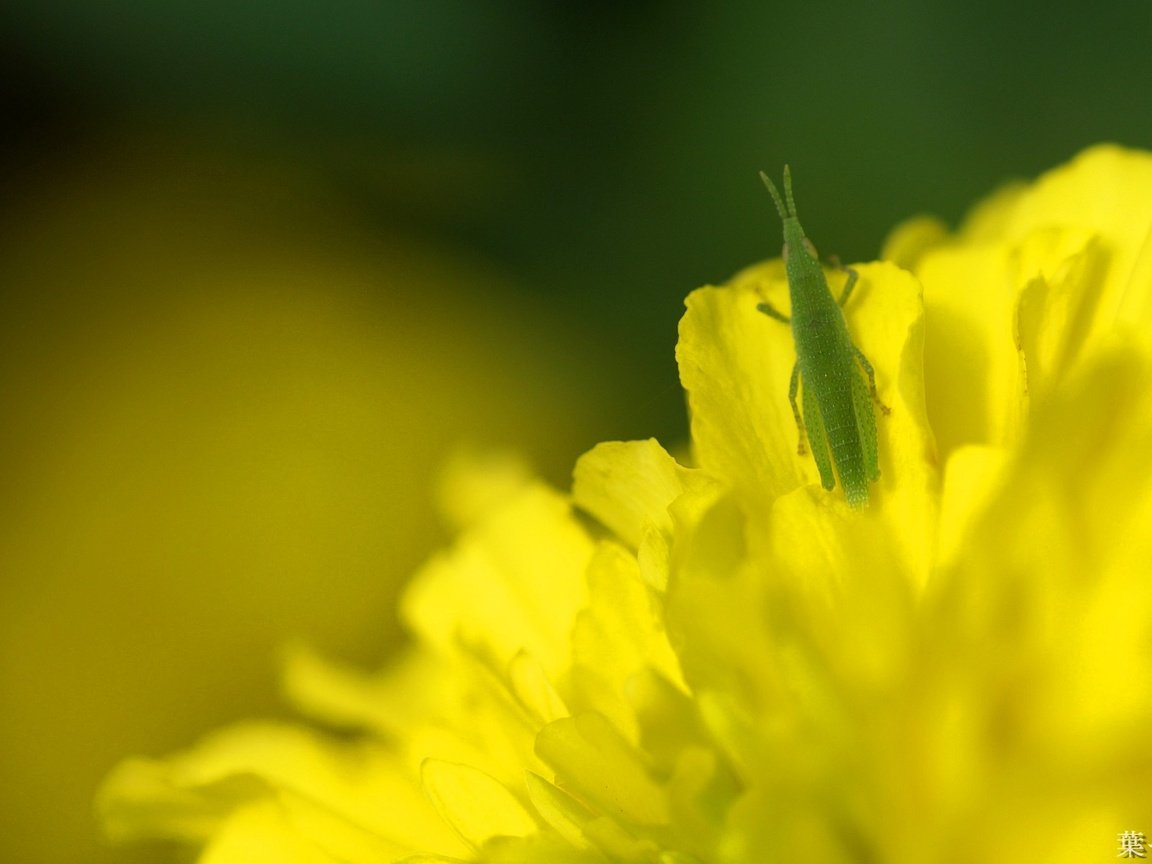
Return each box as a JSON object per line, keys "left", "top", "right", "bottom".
{"left": 100, "top": 145, "right": 1152, "bottom": 863}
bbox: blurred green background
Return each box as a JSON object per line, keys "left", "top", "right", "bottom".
{"left": 1, "top": 3, "right": 1150, "bottom": 862}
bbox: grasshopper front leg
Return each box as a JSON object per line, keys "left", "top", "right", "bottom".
{"left": 837, "top": 266, "right": 858, "bottom": 307}
{"left": 756, "top": 301, "right": 790, "bottom": 324}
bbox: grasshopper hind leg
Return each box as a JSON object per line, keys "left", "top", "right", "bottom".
{"left": 800, "top": 382, "right": 835, "bottom": 491}
{"left": 852, "top": 345, "right": 891, "bottom": 415}
{"left": 788, "top": 362, "right": 806, "bottom": 455}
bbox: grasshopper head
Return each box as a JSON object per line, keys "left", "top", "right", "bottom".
{"left": 760, "top": 166, "right": 819, "bottom": 264}
{"left": 759, "top": 166, "right": 795, "bottom": 222}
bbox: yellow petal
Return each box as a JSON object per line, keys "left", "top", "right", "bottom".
{"left": 570, "top": 542, "right": 685, "bottom": 736}
{"left": 524, "top": 772, "right": 594, "bottom": 848}
{"left": 881, "top": 214, "right": 950, "bottom": 271}
{"left": 914, "top": 350, "right": 1152, "bottom": 860}
{"left": 421, "top": 760, "right": 538, "bottom": 849}
{"left": 676, "top": 266, "right": 801, "bottom": 510}
{"left": 535, "top": 713, "right": 669, "bottom": 827}
{"left": 572, "top": 438, "right": 701, "bottom": 550}
{"left": 507, "top": 651, "right": 570, "bottom": 727}
{"left": 199, "top": 800, "right": 340, "bottom": 864}
{"left": 434, "top": 448, "right": 536, "bottom": 532}
{"left": 402, "top": 481, "right": 593, "bottom": 678}
{"left": 99, "top": 722, "right": 464, "bottom": 858}
{"left": 572, "top": 438, "right": 717, "bottom": 592}
{"left": 907, "top": 144, "right": 1152, "bottom": 461}
{"left": 934, "top": 444, "right": 1009, "bottom": 572}
{"left": 965, "top": 145, "right": 1152, "bottom": 336}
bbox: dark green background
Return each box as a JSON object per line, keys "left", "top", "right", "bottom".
{"left": 2, "top": 5, "right": 1150, "bottom": 863}
{"left": 6, "top": 2, "right": 1150, "bottom": 447}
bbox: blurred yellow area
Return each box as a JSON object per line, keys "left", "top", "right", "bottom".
{"left": 0, "top": 134, "right": 612, "bottom": 864}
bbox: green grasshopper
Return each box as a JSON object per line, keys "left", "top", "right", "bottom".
{"left": 755, "top": 166, "right": 888, "bottom": 507}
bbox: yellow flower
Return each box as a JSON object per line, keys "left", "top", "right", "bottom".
{"left": 99, "top": 144, "right": 1152, "bottom": 863}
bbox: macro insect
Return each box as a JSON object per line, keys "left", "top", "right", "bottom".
{"left": 755, "top": 166, "right": 888, "bottom": 507}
